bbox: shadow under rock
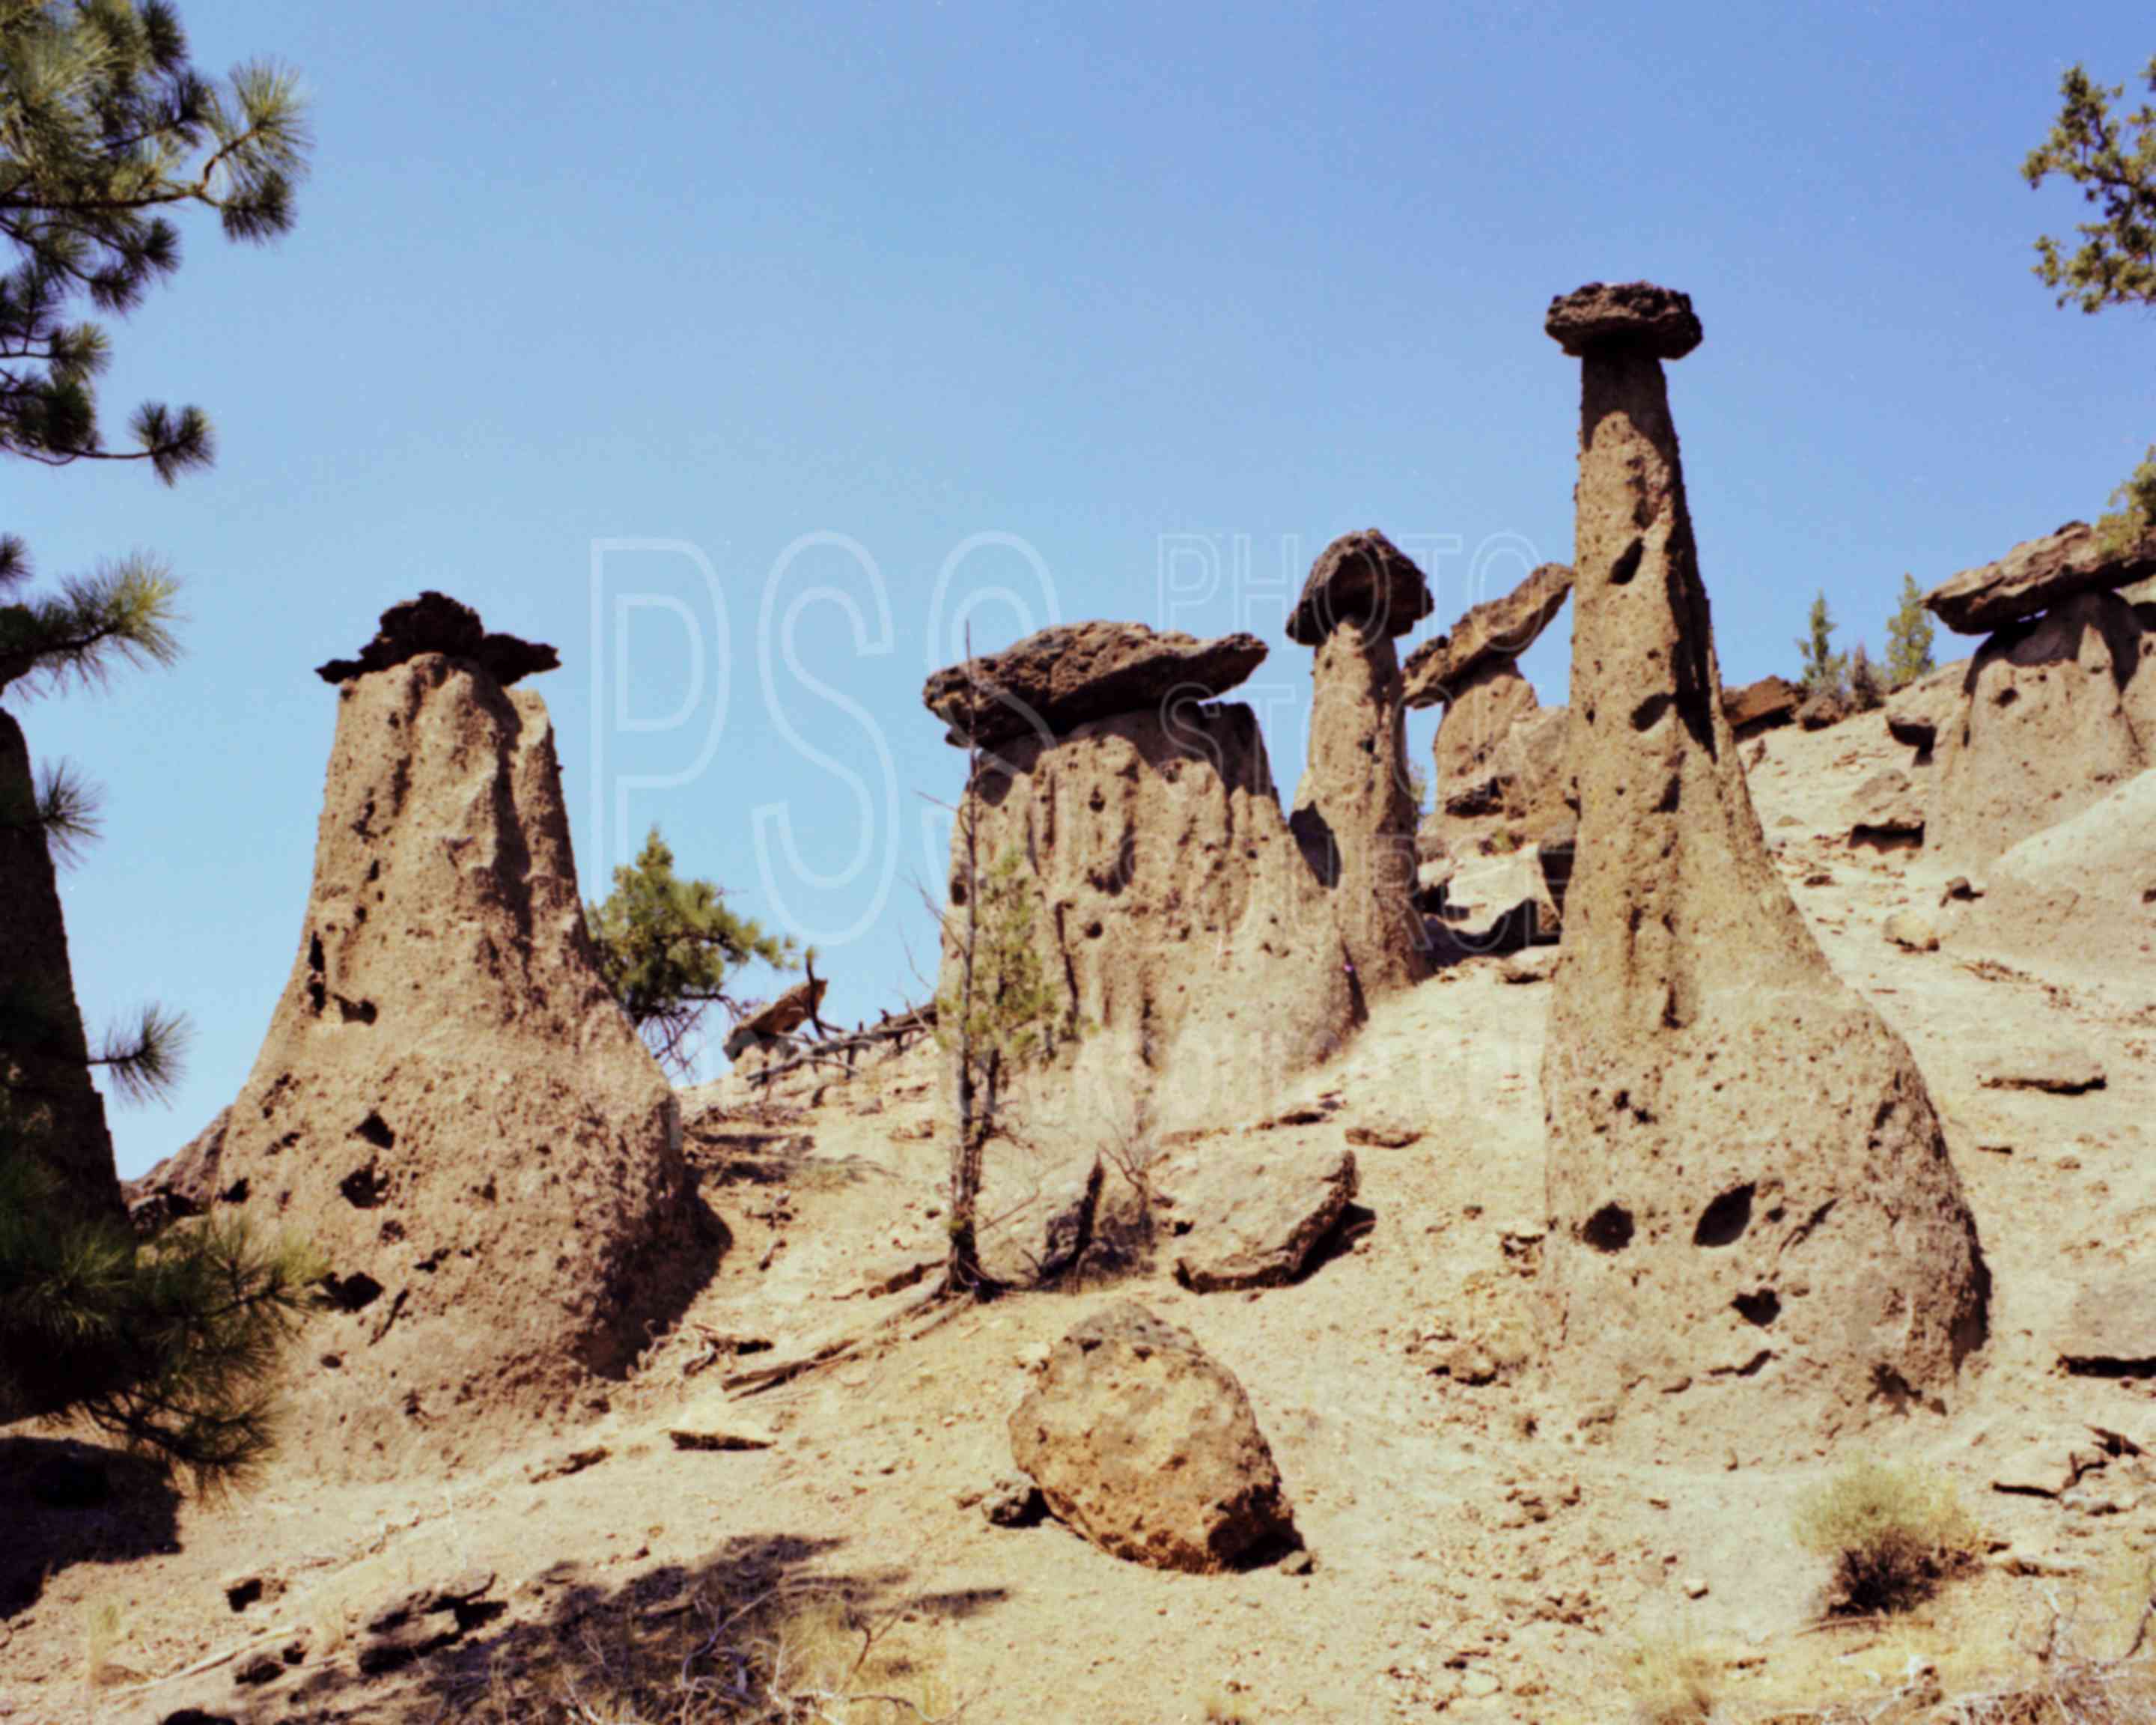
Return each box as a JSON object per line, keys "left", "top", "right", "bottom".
{"left": 0, "top": 1434, "right": 182, "bottom": 1616}
{"left": 251, "top": 1532, "right": 1011, "bottom": 1724}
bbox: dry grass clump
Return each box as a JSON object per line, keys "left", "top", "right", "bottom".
{"left": 469, "top": 1584, "right": 957, "bottom": 1724}
{"left": 1621, "top": 1636, "right": 1718, "bottom": 1724}
{"left": 1794, "top": 1461, "right": 1980, "bottom": 1616}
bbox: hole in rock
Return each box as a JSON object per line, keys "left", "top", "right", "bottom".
{"left": 340, "top": 1164, "right": 388, "bottom": 1208}
{"left": 323, "top": 1271, "right": 384, "bottom": 1312}
{"left": 1733, "top": 1289, "right": 1781, "bottom": 1327}
{"left": 1580, "top": 1203, "right": 1634, "bottom": 1253}
{"left": 1693, "top": 1183, "right": 1755, "bottom": 1248}
{"left": 335, "top": 996, "right": 378, "bottom": 1025}
{"left": 1610, "top": 538, "right": 1644, "bottom": 585}
{"left": 219, "top": 1178, "right": 249, "bottom": 1205}
{"left": 1630, "top": 693, "right": 1671, "bottom": 731}
{"left": 353, "top": 1111, "right": 395, "bottom": 1150}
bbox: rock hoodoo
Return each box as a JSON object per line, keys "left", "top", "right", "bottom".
{"left": 0, "top": 708, "right": 118, "bottom": 1227}
{"left": 1539, "top": 282, "right": 1987, "bottom": 1443}
{"left": 313, "top": 590, "right": 560, "bottom": 687}
{"left": 210, "top": 600, "right": 701, "bottom": 1476}
{"left": 925, "top": 621, "right": 1268, "bottom": 751}
{"left": 1926, "top": 585, "right": 2155, "bottom": 867}
{"left": 1286, "top": 530, "right": 1433, "bottom": 996}
{"left": 1400, "top": 559, "right": 1572, "bottom": 709}
{"left": 927, "top": 624, "right": 1354, "bottom": 1151}
{"left": 1008, "top": 1303, "right": 1297, "bottom": 1572}
{"left": 1924, "top": 520, "right": 2156, "bottom": 636}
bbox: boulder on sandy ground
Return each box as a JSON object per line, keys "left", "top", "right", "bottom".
{"left": 123, "top": 1107, "right": 230, "bottom": 1235}
{"left": 932, "top": 684, "right": 1354, "bottom": 1167}
{"left": 1884, "top": 663, "right": 1966, "bottom": 756}
{"left": 722, "top": 976, "right": 828, "bottom": 1062}
{"left": 1884, "top": 910, "right": 1940, "bottom": 952}
{"left": 923, "top": 621, "right": 1267, "bottom": 749}
{"left": 1928, "top": 590, "right": 2155, "bottom": 868}
{"left": 1978, "top": 1051, "right": 2106, "bottom": 1095}
{"left": 1723, "top": 675, "right": 1800, "bottom": 736}
{"left": 1287, "top": 535, "right": 1432, "bottom": 996}
{"left": 212, "top": 608, "right": 703, "bottom": 1479}
{"left": 1849, "top": 768, "right": 1925, "bottom": 848}
{"left": 1154, "top": 1141, "right": 1357, "bottom": 1292}
{"left": 1924, "top": 521, "right": 2156, "bottom": 636}
{"left": 1947, "top": 768, "right": 2156, "bottom": 979}
{"left": 315, "top": 589, "right": 558, "bottom": 687}
{"left": 0, "top": 708, "right": 118, "bottom": 1229}
{"left": 1797, "top": 688, "right": 1848, "bottom": 730}
{"left": 1539, "top": 281, "right": 1987, "bottom": 1446}
{"left": 1284, "top": 528, "right": 1434, "bottom": 646}
{"left": 1500, "top": 948, "right": 1559, "bottom": 985}
{"left": 2058, "top": 1280, "right": 2156, "bottom": 1376}
{"left": 1008, "top": 1302, "right": 1297, "bottom": 1572}
{"left": 1401, "top": 562, "right": 1573, "bottom": 708}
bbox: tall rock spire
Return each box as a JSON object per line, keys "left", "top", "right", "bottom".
{"left": 1540, "top": 284, "right": 1988, "bottom": 1447}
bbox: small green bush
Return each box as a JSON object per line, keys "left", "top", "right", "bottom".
{"left": 1794, "top": 1461, "right": 1979, "bottom": 1615}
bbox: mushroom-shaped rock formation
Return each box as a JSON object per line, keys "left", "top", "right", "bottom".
{"left": 1928, "top": 588, "right": 2155, "bottom": 867}
{"left": 1286, "top": 533, "right": 1433, "bottom": 997}
{"left": 1283, "top": 528, "right": 1434, "bottom": 648}
{"left": 930, "top": 627, "right": 1354, "bottom": 1196}
{"left": 0, "top": 708, "right": 118, "bottom": 1234}
{"left": 1539, "top": 283, "right": 1986, "bottom": 1449}
{"left": 923, "top": 621, "right": 1267, "bottom": 750}
{"left": 1401, "top": 562, "right": 1574, "bottom": 710}
{"left": 314, "top": 590, "right": 560, "bottom": 687}
{"left": 1924, "top": 522, "right": 2156, "bottom": 636}
{"left": 213, "top": 600, "right": 703, "bottom": 1478}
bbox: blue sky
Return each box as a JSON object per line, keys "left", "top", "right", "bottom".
{"left": 10, "top": 1, "right": 2150, "bottom": 1176}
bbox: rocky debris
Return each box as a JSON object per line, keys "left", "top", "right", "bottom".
{"left": 1500, "top": 948, "right": 1559, "bottom": 984}
{"left": 1539, "top": 281, "right": 1987, "bottom": 1444}
{"left": 1428, "top": 839, "right": 1562, "bottom": 957}
{"left": 355, "top": 1571, "right": 501, "bottom": 1676}
{"left": 2058, "top": 1281, "right": 2156, "bottom": 1377}
{"left": 1928, "top": 590, "right": 2155, "bottom": 868}
{"left": 222, "top": 1570, "right": 285, "bottom": 1613}
{"left": 315, "top": 591, "right": 559, "bottom": 687}
{"left": 1978, "top": 1052, "right": 2107, "bottom": 1095}
{"left": 1544, "top": 279, "right": 1704, "bottom": 359}
{"left": 1849, "top": 769, "right": 1925, "bottom": 848}
{"left": 1948, "top": 768, "right": 2156, "bottom": 976}
{"left": 922, "top": 621, "right": 1268, "bottom": 749}
{"left": 1925, "top": 521, "right": 2156, "bottom": 636}
{"left": 1153, "top": 1142, "right": 1358, "bottom": 1292}
{"left": 1284, "top": 528, "right": 1434, "bottom": 645}
{"left": 1401, "top": 562, "right": 1574, "bottom": 706}
{"left": 722, "top": 976, "right": 828, "bottom": 1062}
{"left": 1797, "top": 687, "right": 1849, "bottom": 730}
{"left": 666, "top": 1399, "right": 779, "bottom": 1452}
{"left": 124, "top": 1107, "right": 229, "bottom": 1235}
{"left": 1722, "top": 675, "right": 1801, "bottom": 736}
{"left": 0, "top": 708, "right": 119, "bottom": 1232}
{"left": 981, "top": 1473, "right": 1048, "bottom": 1528}
{"left": 1884, "top": 910, "right": 1940, "bottom": 952}
{"left": 1008, "top": 1303, "right": 1297, "bottom": 1572}
{"left": 934, "top": 689, "right": 1355, "bottom": 1162}
{"left": 1884, "top": 665, "right": 1965, "bottom": 756}
{"left": 1288, "top": 535, "right": 1432, "bottom": 996}
{"left": 1345, "top": 1119, "right": 1421, "bottom": 1149}
{"left": 210, "top": 636, "right": 700, "bottom": 1479}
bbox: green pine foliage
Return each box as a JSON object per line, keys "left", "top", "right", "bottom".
{"left": 937, "top": 844, "right": 1070, "bottom": 1294}
{"left": 1848, "top": 642, "right": 1885, "bottom": 712}
{"left": 2097, "top": 444, "right": 2156, "bottom": 555}
{"left": 1, "top": 0, "right": 311, "bottom": 477}
{"left": 0, "top": 1130, "right": 322, "bottom": 1485}
{"left": 2024, "top": 55, "right": 2156, "bottom": 314}
{"left": 1884, "top": 573, "right": 1937, "bottom": 690}
{"left": 585, "top": 827, "right": 797, "bottom": 1077}
{"left": 1794, "top": 590, "right": 1848, "bottom": 700}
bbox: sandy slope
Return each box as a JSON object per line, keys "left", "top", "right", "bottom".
{"left": 4, "top": 707, "right": 2152, "bottom": 1725}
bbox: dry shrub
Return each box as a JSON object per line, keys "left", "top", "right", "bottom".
{"left": 1621, "top": 1637, "right": 1718, "bottom": 1724}
{"left": 1794, "top": 1461, "right": 1979, "bottom": 1616}
{"left": 472, "top": 1584, "right": 956, "bottom": 1724}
